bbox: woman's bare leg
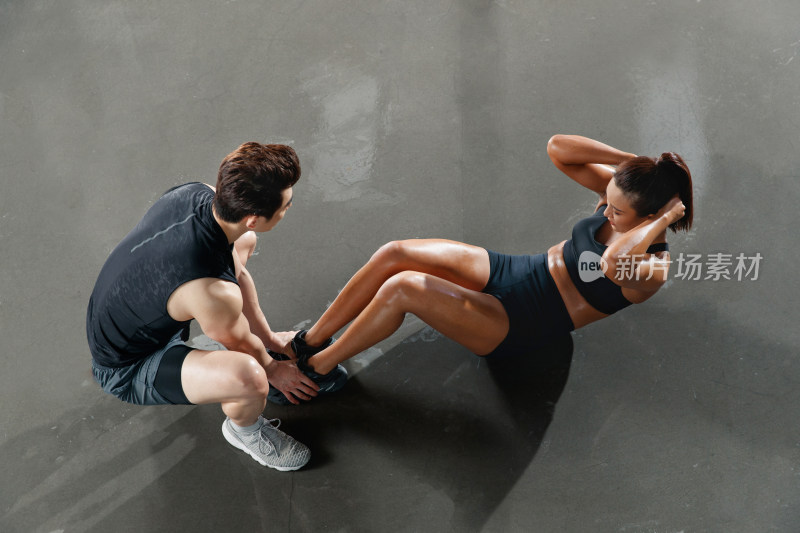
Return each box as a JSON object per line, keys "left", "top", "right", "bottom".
{"left": 305, "top": 271, "right": 509, "bottom": 375}
{"left": 304, "top": 239, "right": 493, "bottom": 346}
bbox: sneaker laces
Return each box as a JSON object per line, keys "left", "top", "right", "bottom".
{"left": 256, "top": 418, "right": 282, "bottom": 456}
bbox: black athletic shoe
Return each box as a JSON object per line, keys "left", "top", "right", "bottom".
{"left": 291, "top": 329, "right": 332, "bottom": 360}
{"left": 292, "top": 330, "right": 349, "bottom": 390}
{"left": 266, "top": 333, "right": 348, "bottom": 405}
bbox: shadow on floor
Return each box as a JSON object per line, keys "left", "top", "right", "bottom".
{"left": 1, "top": 333, "right": 573, "bottom": 533}
{"left": 275, "top": 330, "right": 575, "bottom": 531}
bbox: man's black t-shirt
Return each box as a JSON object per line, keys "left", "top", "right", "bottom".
{"left": 87, "top": 183, "right": 238, "bottom": 367}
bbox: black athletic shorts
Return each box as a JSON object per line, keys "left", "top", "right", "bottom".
{"left": 91, "top": 330, "right": 194, "bottom": 405}
{"left": 482, "top": 250, "right": 575, "bottom": 357}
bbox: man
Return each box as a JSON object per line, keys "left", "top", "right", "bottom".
{"left": 86, "top": 142, "right": 346, "bottom": 471}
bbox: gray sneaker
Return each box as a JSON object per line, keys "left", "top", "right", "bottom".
{"left": 221, "top": 416, "right": 310, "bottom": 471}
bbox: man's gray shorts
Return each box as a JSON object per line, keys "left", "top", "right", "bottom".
{"left": 91, "top": 333, "right": 193, "bottom": 405}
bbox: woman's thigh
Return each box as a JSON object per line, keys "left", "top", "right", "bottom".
{"left": 382, "top": 270, "right": 509, "bottom": 356}
{"left": 377, "top": 239, "right": 492, "bottom": 292}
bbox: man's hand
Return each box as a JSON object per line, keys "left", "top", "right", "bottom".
{"left": 271, "top": 330, "right": 298, "bottom": 357}
{"left": 266, "top": 359, "right": 319, "bottom": 405}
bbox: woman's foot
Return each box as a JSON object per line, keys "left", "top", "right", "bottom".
{"left": 266, "top": 332, "right": 348, "bottom": 405}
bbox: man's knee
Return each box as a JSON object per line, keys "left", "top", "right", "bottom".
{"left": 229, "top": 355, "right": 269, "bottom": 398}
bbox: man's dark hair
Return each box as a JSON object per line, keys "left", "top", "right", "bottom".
{"left": 214, "top": 142, "right": 301, "bottom": 222}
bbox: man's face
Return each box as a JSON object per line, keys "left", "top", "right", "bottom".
{"left": 252, "top": 187, "right": 293, "bottom": 232}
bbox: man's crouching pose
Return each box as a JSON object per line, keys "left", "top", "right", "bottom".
{"left": 86, "top": 142, "right": 345, "bottom": 470}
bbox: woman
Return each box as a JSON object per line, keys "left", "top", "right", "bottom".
{"left": 275, "top": 134, "right": 693, "bottom": 403}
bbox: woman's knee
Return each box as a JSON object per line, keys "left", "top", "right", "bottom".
{"left": 370, "top": 240, "right": 414, "bottom": 269}
{"left": 375, "top": 271, "right": 427, "bottom": 306}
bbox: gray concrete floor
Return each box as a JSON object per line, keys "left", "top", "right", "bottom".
{"left": 1, "top": 1, "right": 799, "bottom": 531}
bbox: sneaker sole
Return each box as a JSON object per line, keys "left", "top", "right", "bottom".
{"left": 221, "top": 421, "right": 308, "bottom": 471}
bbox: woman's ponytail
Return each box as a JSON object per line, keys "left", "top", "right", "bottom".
{"left": 656, "top": 152, "right": 693, "bottom": 232}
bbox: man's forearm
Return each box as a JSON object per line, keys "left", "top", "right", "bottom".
{"left": 225, "top": 330, "right": 272, "bottom": 369}
{"left": 237, "top": 265, "right": 280, "bottom": 352}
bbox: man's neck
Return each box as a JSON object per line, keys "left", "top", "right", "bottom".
{"left": 212, "top": 206, "right": 247, "bottom": 244}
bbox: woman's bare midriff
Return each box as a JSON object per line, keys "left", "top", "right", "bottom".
{"left": 547, "top": 240, "right": 609, "bottom": 329}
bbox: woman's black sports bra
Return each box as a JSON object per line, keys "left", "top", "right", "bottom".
{"left": 562, "top": 205, "right": 669, "bottom": 314}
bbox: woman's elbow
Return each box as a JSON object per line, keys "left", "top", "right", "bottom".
{"left": 547, "top": 135, "right": 565, "bottom": 159}
{"left": 600, "top": 252, "right": 629, "bottom": 282}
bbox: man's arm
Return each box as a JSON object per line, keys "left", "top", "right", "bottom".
{"left": 231, "top": 233, "right": 298, "bottom": 355}
{"left": 235, "top": 258, "right": 295, "bottom": 355}
{"left": 191, "top": 279, "right": 270, "bottom": 364}
{"left": 181, "top": 278, "right": 319, "bottom": 404}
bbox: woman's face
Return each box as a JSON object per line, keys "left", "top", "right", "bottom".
{"left": 603, "top": 178, "right": 651, "bottom": 233}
